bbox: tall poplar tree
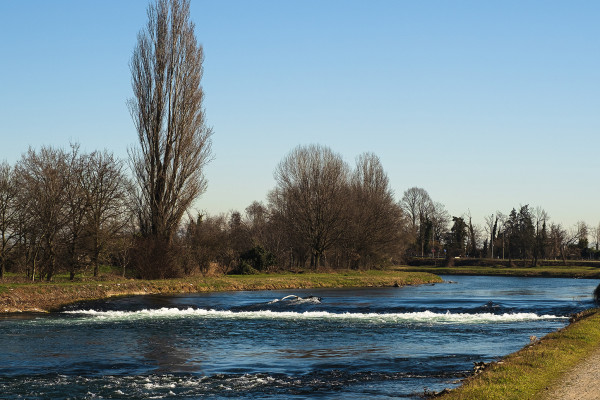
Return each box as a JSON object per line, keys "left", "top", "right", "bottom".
{"left": 128, "top": 0, "right": 212, "bottom": 244}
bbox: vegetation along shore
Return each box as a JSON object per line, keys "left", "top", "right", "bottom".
{"left": 0, "top": 269, "right": 441, "bottom": 313}
{"left": 397, "top": 260, "right": 600, "bottom": 279}
{"left": 436, "top": 308, "right": 600, "bottom": 400}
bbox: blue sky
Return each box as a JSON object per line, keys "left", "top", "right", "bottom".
{"left": 1, "top": 0, "right": 598, "bottom": 229}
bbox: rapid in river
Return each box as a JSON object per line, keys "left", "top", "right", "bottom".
{"left": 0, "top": 275, "right": 596, "bottom": 399}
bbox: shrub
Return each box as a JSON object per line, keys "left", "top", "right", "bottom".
{"left": 230, "top": 261, "right": 259, "bottom": 275}
{"left": 129, "top": 236, "right": 183, "bottom": 279}
{"left": 239, "top": 245, "right": 275, "bottom": 272}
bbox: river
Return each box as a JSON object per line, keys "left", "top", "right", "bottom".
{"left": 0, "top": 275, "right": 596, "bottom": 399}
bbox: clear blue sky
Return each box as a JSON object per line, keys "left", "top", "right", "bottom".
{"left": 1, "top": 0, "right": 598, "bottom": 229}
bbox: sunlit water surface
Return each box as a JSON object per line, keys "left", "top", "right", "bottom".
{"left": 0, "top": 275, "right": 597, "bottom": 399}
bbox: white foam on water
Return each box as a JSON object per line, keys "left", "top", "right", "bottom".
{"left": 62, "top": 307, "right": 567, "bottom": 324}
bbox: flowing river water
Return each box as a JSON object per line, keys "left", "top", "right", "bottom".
{"left": 0, "top": 275, "right": 597, "bottom": 399}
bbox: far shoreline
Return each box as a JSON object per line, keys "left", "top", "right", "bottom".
{"left": 395, "top": 264, "right": 600, "bottom": 279}
{"left": 0, "top": 270, "right": 442, "bottom": 314}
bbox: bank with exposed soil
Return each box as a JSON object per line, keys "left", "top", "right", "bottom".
{"left": 0, "top": 270, "right": 442, "bottom": 313}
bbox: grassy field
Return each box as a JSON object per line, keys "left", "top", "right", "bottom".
{"left": 395, "top": 264, "right": 600, "bottom": 279}
{"left": 0, "top": 269, "right": 442, "bottom": 313}
{"left": 437, "top": 309, "right": 600, "bottom": 400}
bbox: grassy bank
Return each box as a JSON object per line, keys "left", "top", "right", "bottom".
{"left": 0, "top": 270, "right": 442, "bottom": 313}
{"left": 437, "top": 308, "right": 600, "bottom": 400}
{"left": 395, "top": 265, "right": 600, "bottom": 279}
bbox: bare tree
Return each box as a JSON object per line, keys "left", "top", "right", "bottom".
{"left": 400, "top": 187, "right": 433, "bottom": 256}
{"left": 429, "top": 202, "right": 450, "bottom": 257}
{"left": 245, "top": 201, "right": 268, "bottom": 245}
{"left": 591, "top": 222, "right": 600, "bottom": 251}
{"left": 548, "top": 223, "right": 581, "bottom": 263}
{"left": 128, "top": 0, "right": 213, "bottom": 244}
{"left": 347, "top": 153, "right": 405, "bottom": 268}
{"left": 184, "top": 213, "right": 229, "bottom": 275}
{"left": 484, "top": 214, "right": 498, "bottom": 259}
{"left": 81, "top": 150, "right": 131, "bottom": 277}
{"left": 15, "top": 147, "right": 70, "bottom": 281}
{"left": 271, "top": 144, "right": 349, "bottom": 268}
{"left": 532, "top": 207, "right": 549, "bottom": 266}
{"left": 62, "top": 145, "right": 88, "bottom": 280}
{"left": 401, "top": 187, "right": 432, "bottom": 230}
{"left": 0, "top": 161, "right": 18, "bottom": 279}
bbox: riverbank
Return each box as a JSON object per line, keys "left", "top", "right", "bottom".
{"left": 0, "top": 270, "right": 442, "bottom": 313}
{"left": 395, "top": 264, "right": 600, "bottom": 279}
{"left": 436, "top": 308, "right": 600, "bottom": 400}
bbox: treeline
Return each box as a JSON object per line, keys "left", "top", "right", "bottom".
{"left": 1, "top": 142, "right": 597, "bottom": 281}
{"left": 0, "top": 144, "right": 406, "bottom": 280}
{"left": 403, "top": 190, "right": 598, "bottom": 265}
{"left": 2, "top": 0, "right": 597, "bottom": 281}
{"left": 0, "top": 145, "right": 131, "bottom": 281}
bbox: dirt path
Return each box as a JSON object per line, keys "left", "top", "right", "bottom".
{"left": 539, "top": 345, "right": 600, "bottom": 400}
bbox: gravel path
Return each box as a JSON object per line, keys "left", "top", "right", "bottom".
{"left": 539, "top": 346, "right": 600, "bottom": 400}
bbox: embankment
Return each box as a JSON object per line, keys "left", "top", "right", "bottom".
{"left": 396, "top": 264, "right": 600, "bottom": 279}
{"left": 436, "top": 308, "right": 600, "bottom": 400}
{"left": 0, "top": 270, "right": 442, "bottom": 313}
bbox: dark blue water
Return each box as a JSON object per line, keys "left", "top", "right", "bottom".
{"left": 0, "top": 275, "right": 596, "bottom": 399}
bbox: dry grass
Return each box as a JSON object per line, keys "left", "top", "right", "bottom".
{"left": 0, "top": 270, "right": 442, "bottom": 313}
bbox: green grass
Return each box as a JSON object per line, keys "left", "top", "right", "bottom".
{"left": 395, "top": 264, "right": 600, "bottom": 279}
{"left": 0, "top": 269, "right": 442, "bottom": 312}
{"left": 438, "top": 309, "right": 600, "bottom": 400}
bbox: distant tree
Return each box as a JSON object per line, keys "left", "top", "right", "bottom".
{"left": 444, "top": 216, "right": 467, "bottom": 266}
{"left": 503, "top": 206, "right": 535, "bottom": 264}
{"left": 346, "top": 153, "right": 405, "bottom": 268}
{"left": 228, "top": 210, "right": 252, "bottom": 261}
{"left": 62, "top": 145, "right": 88, "bottom": 280}
{"left": 494, "top": 212, "right": 507, "bottom": 259}
{"left": 0, "top": 162, "right": 18, "bottom": 279}
{"left": 245, "top": 201, "right": 268, "bottom": 245}
{"left": 429, "top": 202, "right": 450, "bottom": 257}
{"left": 184, "top": 213, "right": 231, "bottom": 275}
{"left": 401, "top": 187, "right": 431, "bottom": 229}
{"left": 128, "top": 0, "right": 213, "bottom": 245}
{"left": 265, "top": 196, "right": 303, "bottom": 268}
{"left": 401, "top": 187, "right": 432, "bottom": 257}
{"left": 271, "top": 144, "right": 349, "bottom": 268}
{"left": 504, "top": 208, "right": 518, "bottom": 263}
{"left": 575, "top": 221, "right": 590, "bottom": 259}
{"left": 465, "top": 211, "right": 481, "bottom": 257}
{"left": 532, "top": 207, "right": 549, "bottom": 266}
{"left": 484, "top": 214, "right": 499, "bottom": 259}
{"left": 15, "top": 147, "right": 70, "bottom": 281}
{"left": 81, "top": 150, "right": 131, "bottom": 277}
{"left": 548, "top": 223, "right": 566, "bottom": 262}
{"left": 591, "top": 222, "right": 600, "bottom": 252}
{"left": 518, "top": 205, "right": 535, "bottom": 263}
